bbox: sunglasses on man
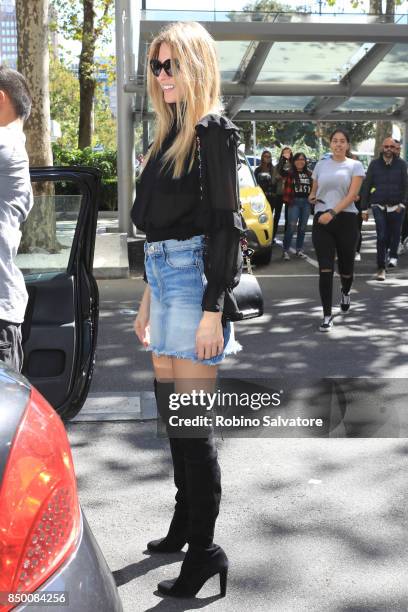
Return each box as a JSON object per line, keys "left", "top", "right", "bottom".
{"left": 150, "top": 58, "right": 180, "bottom": 77}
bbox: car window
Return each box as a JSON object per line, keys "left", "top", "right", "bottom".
{"left": 238, "top": 157, "right": 256, "bottom": 189}
{"left": 16, "top": 179, "right": 83, "bottom": 276}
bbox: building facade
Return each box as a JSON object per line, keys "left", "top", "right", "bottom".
{"left": 0, "top": 0, "right": 17, "bottom": 68}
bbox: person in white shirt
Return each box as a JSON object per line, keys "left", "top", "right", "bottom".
{"left": 0, "top": 66, "right": 33, "bottom": 371}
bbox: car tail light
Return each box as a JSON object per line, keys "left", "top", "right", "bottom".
{"left": 0, "top": 387, "right": 80, "bottom": 609}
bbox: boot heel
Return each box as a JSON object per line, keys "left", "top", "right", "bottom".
{"left": 219, "top": 568, "right": 228, "bottom": 597}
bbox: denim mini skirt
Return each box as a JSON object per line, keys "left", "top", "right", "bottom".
{"left": 144, "top": 235, "right": 242, "bottom": 365}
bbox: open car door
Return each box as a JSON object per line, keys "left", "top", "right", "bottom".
{"left": 16, "top": 166, "right": 100, "bottom": 420}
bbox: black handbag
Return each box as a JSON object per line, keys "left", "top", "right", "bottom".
{"left": 196, "top": 135, "right": 264, "bottom": 321}
{"left": 227, "top": 271, "right": 264, "bottom": 321}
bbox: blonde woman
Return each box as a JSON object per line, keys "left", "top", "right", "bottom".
{"left": 131, "top": 22, "right": 243, "bottom": 598}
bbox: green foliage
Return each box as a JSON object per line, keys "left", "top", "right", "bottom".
{"left": 50, "top": 57, "right": 80, "bottom": 148}
{"left": 50, "top": 0, "right": 114, "bottom": 47}
{"left": 231, "top": 0, "right": 311, "bottom": 18}
{"left": 50, "top": 0, "right": 115, "bottom": 149}
{"left": 272, "top": 121, "right": 375, "bottom": 150}
{"left": 239, "top": 119, "right": 375, "bottom": 159}
{"left": 50, "top": 57, "right": 117, "bottom": 150}
{"left": 52, "top": 145, "right": 118, "bottom": 210}
{"left": 320, "top": 121, "right": 376, "bottom": 147}
{"left": 53, "top": 145, "right": 117, "bottom": 176}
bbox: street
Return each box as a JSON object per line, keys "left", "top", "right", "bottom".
{"left": 67, "top": 231, "right": 408, "bottom": 611}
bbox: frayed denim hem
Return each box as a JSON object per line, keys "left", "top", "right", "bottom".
{"left": 144, "top": 341, "right": 242, "bottom": 366}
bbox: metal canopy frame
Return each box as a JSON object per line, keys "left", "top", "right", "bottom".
{"left": 135, "top": 19, "right": 408, "bottom": 123}
{"left": 140, "top": 20, "right": 408, "bottom": 43}
{"left": 303, "top": 43, "right": 395, "bottom": 118}
{"left": 225, "top": 41, "right": 274, "bottom": 118}
{"left": 115, "top": 3, "right": 408, "bottom": 233}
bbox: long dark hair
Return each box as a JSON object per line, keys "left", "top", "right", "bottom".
{"left": 277, "top": 147, "right": 293, "bottom": 173}
{"left": 257, "top": 149, "right": 273, "bottom": 173}
{"left": 329, "top": 128, "right": 350, "bottom": 143}
{"left": 291, "top": 152, "right": 311, "bottom": 188}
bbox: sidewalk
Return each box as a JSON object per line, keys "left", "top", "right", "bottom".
{"left": 93, "top": 212, "right": 378, "bottom": 280}
{"left": 67, "top": 420, "right": 408, "bottom": 612}
{"left": 68, "top": 254, "right": 408, "bottom": 611}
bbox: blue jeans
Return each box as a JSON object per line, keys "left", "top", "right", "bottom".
{"left": 372, "top": 206, "right": 404, "bottom": 268}
{"left": 283, "top": 198, "right": 311, "bottom": 252}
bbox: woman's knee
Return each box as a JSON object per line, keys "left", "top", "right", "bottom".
{"left": 152, "top": 354, "right": 174, "bottom": 381}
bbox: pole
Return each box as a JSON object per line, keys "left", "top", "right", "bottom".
{"left": 252, "top": 120, "right": 257, "bottom": 160}
{"left": 142, "top": 120, "right": 149, "bottom": 152}
{"left": 403, "top": 121, "right": 408, "bottom": 162}
{"left": 115, "top": 0, "right": 138, "bottom": 235}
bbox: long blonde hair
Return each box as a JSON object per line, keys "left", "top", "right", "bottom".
{"left": 146, "top": 21, "right": 223, "bottom": 178}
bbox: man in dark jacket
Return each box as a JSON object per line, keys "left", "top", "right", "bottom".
{"left": 360, "top": 137, "right": 407, "bottom": 280}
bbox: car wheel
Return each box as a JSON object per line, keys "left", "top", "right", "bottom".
{"left": 252, "top": 246, "right": 272, "bottom": 266}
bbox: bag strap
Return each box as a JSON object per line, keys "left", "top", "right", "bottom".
{"left": 196, "top": 135, "right": 254, "bottom": 274}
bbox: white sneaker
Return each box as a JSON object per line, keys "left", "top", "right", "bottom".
{"left": 403, "top": 237, "right": 408, "bottom": 250}
{"left": 283, "top": 251, "right": 290, "bottom": 261}
{"left": 388, "top": 257, "right": 398, "bottom": 268}
{"left": 319, "top": 316, "right": 334, "bottom": 332}
{"left": 398, "top": 243, "right": 404, "bottom": 255}
{"left": 296, "top": 250, "right": 307, "bottom": 259}
{"left": 354, "top": 252, "right": 361, "bottom": 261}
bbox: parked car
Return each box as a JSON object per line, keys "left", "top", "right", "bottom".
{"left": 238, "top": 152, "right": 273, "bottom": 265}
{"left": 0, "top": 167, "right": 122, "bottom": 611}
{"left": 245, "top": 155, "right": 261, "bottom": 170}
{"left": 0, "top": 363, "right": 122, "bottom": 612}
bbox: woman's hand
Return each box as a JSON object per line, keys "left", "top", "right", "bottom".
{"left": 196, "top": 312, "right": 224, "bottom": 361}
{"left": 318, "top": 212, "right": 334, "bottom": 225}
{"left": 134, "top": 286, "right": 151, "bottom": 347}
{"left": 308, "top": 194, "right": 317, "bottom": 204}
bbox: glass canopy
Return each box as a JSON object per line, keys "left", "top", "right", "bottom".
{"left": 130, "top": 9, "right": 408, "bottom": 123}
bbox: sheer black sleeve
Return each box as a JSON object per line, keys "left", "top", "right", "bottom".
{"left": 195, "top": 115, "right": 243, "bottom": 313}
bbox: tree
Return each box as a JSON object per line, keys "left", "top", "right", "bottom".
{"left": 234, "top": 0, "right": 399, "bottom": 158}
{"left": 51, "top": 0, "right": 114, "bottom": 149}
{"left": 326, "top": 0, "right": 398, "bottom": 155}
{"left": 228, "top": 0, "right": 306, "bottom": 19}
{"left": 50, "top": 57, "right": 80, "bottom": 148}
{"left": 50, "top": 56, "right": 117, "bottom": 149}
{"left": 16, "top": 0, "right": 57, "bottom": 252}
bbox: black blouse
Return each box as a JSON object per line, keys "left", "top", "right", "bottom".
{"left": 131, "top": 114, "right": 243, "bottom": 315}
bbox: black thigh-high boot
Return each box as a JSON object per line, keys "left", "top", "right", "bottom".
{"left": 184, "top": 433, "right": 221, "bottom": 549}
{"left": 147, "top": 380, "right": 188, "bottom": 553}
{"left": 158, "top": 431, "right": 229, "bottom": 598}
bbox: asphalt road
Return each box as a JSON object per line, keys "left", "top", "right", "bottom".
{"left": 66, "top": 231, "right": 408, "bottom": 612}
{"left": 90, "top": 230, "right": 408, "bottom": 391}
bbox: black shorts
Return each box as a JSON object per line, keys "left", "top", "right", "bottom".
{"left": 0, "top": 319, "right": 23, "bottom": 373}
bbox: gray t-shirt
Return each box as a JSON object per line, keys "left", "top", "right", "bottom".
{"left": 312, "top": 157, "right": 365, "bottom": 214}
{"left": 0, "top": 124, "right": 33, "bottom": 324}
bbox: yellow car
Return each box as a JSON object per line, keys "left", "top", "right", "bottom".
{"left": 238, "top": 151, "right": 273, "bottom": 265}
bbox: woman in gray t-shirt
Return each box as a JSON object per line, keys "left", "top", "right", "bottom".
{"left": 309, "top": 129, "right": 365, "bottom": 332}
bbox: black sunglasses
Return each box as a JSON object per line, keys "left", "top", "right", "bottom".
{"left": 150, "top": 58, "right": 179, "bottom": 77}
